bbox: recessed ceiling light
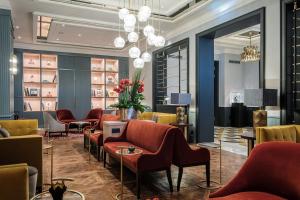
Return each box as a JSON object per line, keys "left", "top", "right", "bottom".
{"left": 56, "top": 38, "right": 60, "bottom": 41}
{"left": 17, "top": 36, "right": 22, "bottom": 39}
{"left": 78, "top": 33, "right": 82, "bottom": 37}
{"left": 15, "top": 26, "right": 20, "bottom": 29}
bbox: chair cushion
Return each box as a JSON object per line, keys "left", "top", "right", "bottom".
{"left": 90, "top": 133, "right": 103, "bottom": 145}
{"left": 256, "top": 125, "right": 297, "bottom": 144}
{"left": 104, "top": 142, "right": 151, "bottom": 171}
{"left": 126, "top": 120, "right": 171, "bottom": 153}
{"left": 209, "top": 191, "right": 286, "bottom": 200}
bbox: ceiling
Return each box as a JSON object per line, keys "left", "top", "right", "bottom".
{"left": 9, "top": 0, "right": 257, "bottom": 52}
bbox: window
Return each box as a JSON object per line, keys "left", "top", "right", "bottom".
{"left": 37, "top": 16, "right": 52, "bottom": 39}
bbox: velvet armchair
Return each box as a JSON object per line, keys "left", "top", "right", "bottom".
{"left": 56, "top": 109, "right": 76, "bottom": 124}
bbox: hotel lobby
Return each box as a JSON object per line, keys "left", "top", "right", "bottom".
{"left": 0, "top": 0, "right": 300, "bottom": 199}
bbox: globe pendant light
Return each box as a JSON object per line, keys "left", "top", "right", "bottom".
{"left": 128, "top": 32, "right": 139, "bottom": 43}
{"left": 114, "top": 36, "right": 125, "bottom": 48}
{"left": 129, "top": 46, "right": 141, "bottom": 58}
{"left": 142, "top": 52, "right": 151, "bottom": 62}
{"left": 147, "top": 33, "right": 156, "bottom": 46}
{"left": 143, "top": 25, "right": 155, "bottom": 37}
{"left": 155, "top": 35, "right": 165, "bottom": 47}
{"left": 119, "top": 8, "right": 129, "bottom": 20}
{"left": 133, "top": 57, "right": 145, "bottom": 68}
{"left": 138, "top": 6, "right": 151, "bottom": 22}
{"left": 124, "top": 23, "right": 135, "bottom": 32}
{"left": 124, "top": 14, "right": 136, "bottom": 26}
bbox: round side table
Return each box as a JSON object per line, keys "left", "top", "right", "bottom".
{"left": 115, "top": 146, "right": 142, "bottom": 200}
{"left": 31, "top": 190, "right": 85, "bottom": 200}
{"left": 43, "top": 144, "right": 54, "bottom": 187}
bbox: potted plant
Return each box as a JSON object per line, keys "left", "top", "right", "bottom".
{"left": 111, "top": 69, "right": 148, "bottom": 121}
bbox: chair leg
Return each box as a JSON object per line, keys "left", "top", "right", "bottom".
{"left": 136, "top": 171, "right": 141, "bottom": 199}
{"left": 206, "top": 162, "right": 210, "bottom": 187}
{"left": 166, "top": 167, "right": 173, "bottom": 192}
{"left": 177, "top": 167, "right": 183, "bottom": 191}
{"left": 97, "top": 145, "right": 100, "bottom": 161}
{"left": 103, "top": 151, "right": 106, "bottom": 168}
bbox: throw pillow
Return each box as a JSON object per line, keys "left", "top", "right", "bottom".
{"left": 0, "top": 128, "right": 10, "bottom": 137}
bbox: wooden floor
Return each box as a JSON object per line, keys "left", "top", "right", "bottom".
{"left": 43, "top": 135, "right": 246, "bottom": 200}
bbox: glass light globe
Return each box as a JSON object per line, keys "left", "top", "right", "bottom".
{"left": 128, "top": 32, "right": 139, "bottom": 43}
{"left": 124, "top": 23, "right": 135, "bottom": 32}
{"left": 155, "top": 35, "right": 166, "bottom": 47}
{"left": 133, "top": 57, "right": 145, "bottom": 68}
{"left": 143, "top": 25, "right": 155, "bottom": 37}
{"left": 147, "top": 33, "right": 156, "bottom": 46}
{"left": 119, "top": 8, "right": 129, "bottom": 20}
{"left": 114, "top": 36, "right": 125, "bottom": 48}
{"left": 129, "top": 46, "right": 141, "bottom": 58}
{"left": 139, "top": 6, "right": 151, "bottom": 19}
{"left": 138, "top": 13, "right": 148, "bottom": 22}
{"left": 142, "top": 52, "right": 152, "bottom": 62}
{"left": 124, "top": 14, "right": 136, "bottom": 26}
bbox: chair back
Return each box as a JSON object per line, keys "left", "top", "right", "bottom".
{"left": 56, "top": 109, "right": 75, "bottom": 121}
{"left": 86, "top": 108, "right": 103, "bottom": 120}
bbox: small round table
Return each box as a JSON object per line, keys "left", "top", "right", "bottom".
{"left": 197, "top": 141, "right": 222, "bottom": 189}
{"left": 31, "top": 190, "right": 85, "bottom": 200}
{"left": 43, "top": 144, "right": 54, "bottom": 187}
{"left": 69, "top": 121, "right": 90, "bottom": 134}
{"left": 115, "top": 146, "right": 143, "bottom": 200}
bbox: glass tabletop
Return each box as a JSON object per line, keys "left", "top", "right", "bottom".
{"left": 116, "top": 148, "right": 143, "bottom": 156}
{"left": 31, "top": 190, "right": 84, "bottom": 200}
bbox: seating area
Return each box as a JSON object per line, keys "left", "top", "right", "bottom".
{"left": 1, "top": 0, "right": 300, "bottom": 199}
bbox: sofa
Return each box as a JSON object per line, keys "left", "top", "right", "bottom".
{"left": 256, "top": 125, "right": 300, "bottom": 144}
{"left": 209, "top": 142, "right": 300, "bottom": 200}
{"left": 0, "top": 163, "right": 29, "bottom": 200}
{"left": 137, "top": 112, "right": 177, "bottom": 124}
{"left": 0, "top": 119, "right": 43, "bottom": 189}
{"left": 172, "top": 130, "right": 210, "bottom": 191}
{"left": 83, "top": 114, "right": 120, "bottom": 160}
{"left": 103, "top": 120, "right": 179, "bottom": 199}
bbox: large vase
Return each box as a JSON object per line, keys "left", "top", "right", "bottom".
{"left": 119, "top": 108, "right": 128, "bottom": 121}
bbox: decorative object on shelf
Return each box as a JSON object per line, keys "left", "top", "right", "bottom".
{"left": 28, "top": 59, "right": 35, "bottom": 65}
{"left": 244, "top": 89, "right": 278, "bottom": 131}
{"left": 171, "top": 93, "right": 192, "bottom": 124}
{"left": 46, "top": 91, "right": 52, "bottom": 97}
{"left": 111, "top": 69, "right": 148, "bottom": 121}
{"left": 9, "top": 54, "right": 18, "bottom": 75}
{"left": 114, "top": 0, "right": 165, "bottom": 65}
{"left": 106, "top": 75, "right": 115, "bottom": 84}
{"left": 240, "top": 31, "right": 260, "bottom": 62}
{"left": 30, "top": 88, "right": 39, "bottom": 96}
{"left": 96, "top": 88, "right": 103, "bottom": 97}
{"left": 47, "top": 60, "right": 51, "bottom": 66}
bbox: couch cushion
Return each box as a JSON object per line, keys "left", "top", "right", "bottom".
{"left": 99, "top": 114, "right": 120, "bottom": 130}
{"left": 104, "top": 141, "right": 151, "bottom": 171}
{"left": 126, "top": 120, "right": 171, "bottom": 153}
{"left": 209, "top": 191, "right": 286, "bottom": 200}
{"left": 293, "top": 125, "right": 300, "bottom": 143}
{"left": 256, "top": 125, "right": 297, "bottom": 144}
{"left": 0, "top": 128, "right": 10, "bottom": 137}
{"left": 0, "top": 119, "right": 38, "bottom": 136}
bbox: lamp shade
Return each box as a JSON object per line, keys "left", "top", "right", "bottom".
{"left": 170, "top": 93, "right": 191, "bottom": 105}
{"left": 244, "top": 89, "right": 277, "bottom": 107}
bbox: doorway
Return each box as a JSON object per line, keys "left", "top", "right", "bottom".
{"left": 195, "top": 8, "right": 265, "bottom": 144}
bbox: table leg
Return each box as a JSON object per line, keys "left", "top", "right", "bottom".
{"left": 121, "top": 153, "right": 123, "bottom": 200}
{"left": 247, "top": 139, "right": 254, "bottom": 156}
{"left": 88, "top": 130, "right": 91, "bottom": 162}
{"left": 219, "top": 140, "right": 222, "bottom": 184}
{"left": 51, "top": 146, "right": 53, "bottom": 184}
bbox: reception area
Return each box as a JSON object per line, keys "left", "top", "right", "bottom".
{"left": 0, "top": 0, "right": 300, "bottom": 200}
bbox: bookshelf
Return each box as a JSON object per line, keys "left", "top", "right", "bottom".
{"left": 23, "top": 53, "right": 58, "bottom": 112}
{"left": 91, "top": 58, "right": 119, "bottom": 109}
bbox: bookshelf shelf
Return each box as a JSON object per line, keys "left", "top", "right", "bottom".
{"left": 91, "top": 58, "right": 119, "bottom": 109}
{"left": 23, "top": 53, "right": 58, "bottom": 112}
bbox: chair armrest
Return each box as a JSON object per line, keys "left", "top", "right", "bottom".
{"left": 0, "top": 163, "right": 29, "bottom": 200}
{"left": 104, "top": 136, "right": 127, "bottom": 143}
{"left": 0, "top": 135, "right": 43, "bottom": 189}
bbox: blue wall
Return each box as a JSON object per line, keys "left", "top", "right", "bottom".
{"left": 0, "top": 9, "right": 13, "bottom": 119}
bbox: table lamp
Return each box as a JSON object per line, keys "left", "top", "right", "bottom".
{"left": 244, "top": 89, "right": 277, "bottom": 131}
{"left": 171, "top": 93, "right": 191, "bottom": 124}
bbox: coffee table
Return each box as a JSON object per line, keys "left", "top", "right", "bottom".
{"left": 69, "top": 121, "right": 90, "bottom": 133}
{"left": 115, "top": 146, "right": 142, "bottom": 200}
{"left": 31, "top": 190, "right": 85, "bottom": 200}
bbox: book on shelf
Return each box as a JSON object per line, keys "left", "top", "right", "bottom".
{"left": 42, "top": 102, "right": 45, "bottom": 111}
{"left": 28, "top": 102, "right": 32, "bottom": 111}
{"left": 52, "top": 74, "right": 57, "bottom": 83}
{"left": 24, "top": 102, "right": 27, "bottom": 111}
{"left": 55, "top": 102, "right": 58, "bottom": 110}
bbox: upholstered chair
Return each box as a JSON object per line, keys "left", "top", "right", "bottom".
{"left": 83, "top": 108, "right": 103, "bottom": 124}
{"left": 43, "top": 112, "right": 68, "bottom": 136}
{"left": 55, "top": 109, "right": 76, "bottom": 124}
{"left": 209, "top": 142, "right": 300, "bottom": 200}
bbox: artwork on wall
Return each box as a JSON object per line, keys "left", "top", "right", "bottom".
{"left": 230, "top": 92, "right": 243, "bottom": 104}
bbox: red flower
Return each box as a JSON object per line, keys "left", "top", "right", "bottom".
{"left": 138, "top": 86, "right": 144, "bottom": 93}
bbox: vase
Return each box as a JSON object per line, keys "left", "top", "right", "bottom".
{"left": 119, "top": 108, "right": 128, "bottom": 121}
{"left": 127, "top": 107, "right": 138, "bottom": 119}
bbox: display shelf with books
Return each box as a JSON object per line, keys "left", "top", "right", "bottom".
{"left": 23, "top": 53, "right": 58, "bottom": 112}
{"left": 91, "top": 58, "right": 119, "bottom": 109}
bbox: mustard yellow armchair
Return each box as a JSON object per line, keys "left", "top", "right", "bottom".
{"left": 0, "top": 119, "right": 38, "bottom": 136}
{"left": 0, "top": 163, "right": 29, "bottom": 200}
{"left": 256, "top": 125, "right": 300, "bottom": 144}
{"left": 138, "top": 112, "right": 177, "bottom": 124}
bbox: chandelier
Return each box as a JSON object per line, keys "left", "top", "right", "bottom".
{"left": 114, "top": 0, "right": 165, "bottom": 68}
{"left": 240, "top": 32, "right": 260, "bottom": 62}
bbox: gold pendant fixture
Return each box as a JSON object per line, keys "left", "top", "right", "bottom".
{"left": 240, "top": 32, "right": 260, "bottom": 62}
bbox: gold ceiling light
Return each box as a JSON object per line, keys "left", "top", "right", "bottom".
{"left": 240, "top": 32, "right": 260, "bottom": 62}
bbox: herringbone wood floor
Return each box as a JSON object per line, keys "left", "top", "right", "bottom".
{"left": 43, "top": 135, "right": 246, "bottom": 200}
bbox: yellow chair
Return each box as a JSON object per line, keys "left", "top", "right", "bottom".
{"left": 0, "top": 119, "right": 43, "bottom": 189}
{"left": 256, "top": 125, "right": 300, "bottom": 144}
{"left": 0, "top": 163, "right": 29, "bottom": 200}
{"left": 138, "top": 112, "right": 177, "bottom": 124}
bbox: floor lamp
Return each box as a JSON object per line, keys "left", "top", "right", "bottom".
{"left": 244, "top": 89, "right": 278, "bottom": 131}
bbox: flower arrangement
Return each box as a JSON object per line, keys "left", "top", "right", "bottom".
{"left": 111, "top": 69, "right": 148, "bottom": 113}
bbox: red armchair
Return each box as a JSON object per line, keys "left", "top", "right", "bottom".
{"left": 56, "top": 109, "right": 76, "bottom": 124}
{"left": 83, "top": 108, "right": 103, "bottom": 124}
{"left": 83, "top": 114, "right": 119, "bottom": 161}
{"left": 209, "top": 142, "right": 300, "bottom": 200}
{"left": 172, "top": 130, "right": 210, "bottom": 191}
{"left": 103, "top": 120, "right": 179, "bottom": 199}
